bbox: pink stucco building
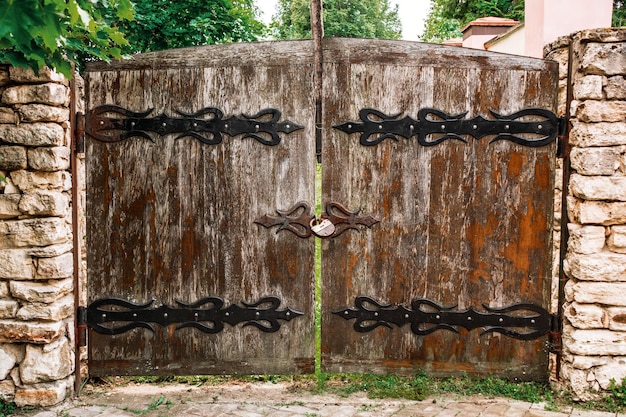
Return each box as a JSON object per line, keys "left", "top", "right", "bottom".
{"left": 458, "top": 0, "right": 613, "bottom": 57}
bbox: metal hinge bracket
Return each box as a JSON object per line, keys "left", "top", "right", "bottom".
{"left": 548, "top": 312, "right": 562, "bottom": 354}
{"left": 74, "top": 112, "right": 85, "bottom": 153}
{"left": 556, "top": 116, "right": 569, "bottom": 158}
{"left": 76, "top": 306, "right": 87, "bottom": 347}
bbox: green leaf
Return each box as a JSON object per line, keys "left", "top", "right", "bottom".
{"left": 75, "top": 2, "right": 93, "bottom": 28}
{"left": 108, "top": 30, "right": 129, "bottom": 47}
{"left": 113, "top": 0, "right": 135, "bottom": 21}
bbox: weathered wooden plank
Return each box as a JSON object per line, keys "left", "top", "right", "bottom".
{"left": 86, "top": 43, "right": 316, "bottom": 375}
{"left": 322, "top": 38, "right": 558, "bottom": 72}
{"left": 85, "top": 40, "right": 315, "bottom": 71}
{"left": 321, "top": 39, "right": 557, "bottom": 379}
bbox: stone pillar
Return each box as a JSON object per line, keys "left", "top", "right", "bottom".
{"left": 546, "top": 28, "right": 626, "bottom": 401}
{"left": 0, "top": 65, "right": 75, "bottom": 406}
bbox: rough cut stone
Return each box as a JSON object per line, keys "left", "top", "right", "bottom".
{"left": 560, "top": 363, "right": 595, "bottom": 401}
{"left": 0, "top": 320, "right": 64, "bottom": 344}
{"left": 0, "top": 217, "right": 71, "bottom": 248}
{"left": 2, "top": 83, "right": 69, "bottom": 106}
{"left": 20, "top": 337, "right": 73, "bottom": 384}
{"left": 565, "top": 329, "right": 626, "bottom": 355}
{"left": 581, "top": 42, "right": 626, "bottom": 76}
{"left": 0, "top": 249, "right": 34, "bottom": 279}
{"left": 0, "top": 380, "right": 15, "bottom": 402}
{"left": 0, "top": 123, "right": 64, "bottom": 146}
{"left": 0, "top": 146, "right": 27, "bottom": 171}
{"left": 0, "top": 194, "right": 21, "bottom": 220}
{"left": 564, "top": 280, "right": 575, "bottom": 303}
{"left": 0, "top": 67, "right": 10, "bottom": 87}
{"left": 1, "top": 177, "right": 19, "bottom": 194}
{"left": 8, "top": 66, "right": 67, "bottom": 85}
{"left": 35, "top": 252, "right": 73, "bottom": 279}
{"left": 0, "top": 107, "right": 15, "bottom": 123}
{"left": 569, "top": 281, "right": 626, "bottom": 306}
{"left": 570, "top": 121, "right": 626, "bottom": 147}
{"left": 18, "top": 190, "right": 69, "bottom": 217}
{"left": 0, "top": 282, "right": 9, "bottom": 298}
{"left": 9, "top": 367, "right": 19, "bottom": 387}
{"left": 570, "top": 99, "right": 580, "bottom": 118}
{"left": 10, "top": 278, "right": 73, "bottom": 303}
{"left": 556, "top": 79, "right": 568, "bottom": 115}
{"left": 546, "top": 46, "right": 569, "bottom": 79}
{"left": 10, "top": 170, "right": 71, "bottom": 191}
{"left": 567, "top": 224, "right": 606, "bottom": 254}
{"left": 608, "top": 225, "right": 626, "bottom": 253}
{"left": 0, "top": 345, "right": 15, "bottom": 381}
{"left": 606, "top": 75, "right": 626, "bottom": 99}
{"left": 577, "top": 100, "right": 626, "bottom": 123}
{"left": 568, "top": 198, "right": 626, "bottom": 225}
{"left": 595, "top": 358, "right": 626, "bottom": 389}
{"left": 27, "top": 147, "right": 70, "bottom": 171}
{"left": 570, "top": 147, "right": 621, "bottom": 176}
{"left": 16, "top": 104, "right": 70, "bottom": 123}
{"left": 571, "top": 355, "right": 609, "bottom": 369}
{"left": 14, "top": 380, "right": 68, "bottom": 407}
{"left": 28, "top": 242, "right": 72, "bottom": 258}
{"left": 570, "top": 174, "right": 626, "bottom": 201}
{"left": 0, "top": 301, "right": 19, "bottom": 320}
{"left": 608, "top": 307, "right": 626, "bottom": 331}
{"left": 574, "top": 75, "right": 605, "bottom": 100}
{"left": 564, "top": 251, "right": 626, "bottom": 281}
{"left": 16, "top": 294, "right": 73, "bottom": 321}
{"left": 564, "top": 302, "right": 605, "bottom": 329}
{"left": 575, "top": 28, "right": 626, "bottom": 44}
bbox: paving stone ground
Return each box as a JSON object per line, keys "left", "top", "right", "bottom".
{"left": 13, "top": 382, "right": 626, "bottom": 417}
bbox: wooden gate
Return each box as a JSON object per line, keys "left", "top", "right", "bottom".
{"left": 84, "top": 41, "right": 317, "bottom": 375}
{"left": 83, "top": 39, "right": 558, "bottom": 379}
{"left": 320, "top": 39, "right": 557, "bottom": 380}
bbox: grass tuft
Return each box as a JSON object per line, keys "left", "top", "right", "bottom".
{"left": 0, "top": 400, "right": 15, "bottom": 417}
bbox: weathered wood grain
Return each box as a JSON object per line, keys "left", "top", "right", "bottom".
{"left": 321, "top": 39, "right": 558, "bottom": 379}
{"left": 86, "top": 41, "right": 316, "bottom": 376}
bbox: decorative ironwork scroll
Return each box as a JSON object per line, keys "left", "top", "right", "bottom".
{"left": 87, "top": 296, "right": 302, "bottom": 335}
{"left": 255, "top": 201, "right": 379, "bottom": 238}
{"left": 86, "top": 105, "right": 303, "bottom": 145}
{"left": 333, "top": 296, "right": 552, "bottom": 340}
{"left": 254, "top": 201, "right": 316, "bottom": 238}
{"left": 333, "top": 108, "right": 561, "bottom": 148}
{"left": 322, "top": 202, "right": 380, "bottom": 237}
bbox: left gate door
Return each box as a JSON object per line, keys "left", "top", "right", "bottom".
{"left": 84, "top": 41, "right": 316, "bottom": 376}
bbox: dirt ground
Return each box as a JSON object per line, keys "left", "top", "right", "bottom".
{"left": 13, "top": 378, "right": 623, "bottom": 417}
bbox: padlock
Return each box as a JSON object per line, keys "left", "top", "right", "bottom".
{"left": 310, "top": 218, "right": 336, "bottom": 238}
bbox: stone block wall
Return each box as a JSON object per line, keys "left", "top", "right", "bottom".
{"left": 546, "top": 28, "right": 626, "bottom": 401}
{"left": 0, "top": 66, "right": 75, "bottom": 406}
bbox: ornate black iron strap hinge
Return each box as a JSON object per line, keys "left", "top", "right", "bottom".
{"left": 86, "top": 296, "right": 302, "bottom": 335}
{"left": 333, "top": 296, "right": 551, "bottom": 340}
{"left": 86, "top": 105, "right": 303, "bottom": 146}
{"left": 255, "top": 201, "right": 380, "bottom": 238}
{"left": 334, "top": 108, "right": 560, "bottom": 148}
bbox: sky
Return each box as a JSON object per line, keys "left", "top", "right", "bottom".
{"left": 255, "top": 0, "right": 433, "bottom": 41}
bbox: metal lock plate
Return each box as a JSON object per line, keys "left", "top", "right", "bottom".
{"left": 310, "top": 218, "right": 336, "bottom": 238}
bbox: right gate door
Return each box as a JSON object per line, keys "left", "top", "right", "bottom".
{"left": 321, "top": 39, "right": 558, "bottom": 380}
